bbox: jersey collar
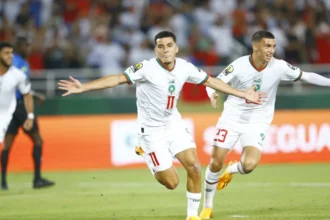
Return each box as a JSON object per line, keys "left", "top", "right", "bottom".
{"left": 156, "top": 58, "right": 176, "bottom": 72}
{"left": 249, "top": 54, "right": 268, "bottom": 72}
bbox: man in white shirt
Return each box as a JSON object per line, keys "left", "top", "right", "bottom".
{"left": 0, "top": 41, "right": 34, "bottom": 189}
{"left": 200, "top": 31, "right": 330, "bottom": 219}
{"left": 0, "top": 42, "right": 33, "bottom": 144}
{"left": 58, "top": 31, "right": 264, "bottom": 220}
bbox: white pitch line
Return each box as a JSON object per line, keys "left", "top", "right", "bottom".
{"left": 77, "top": 182, "right": 163, "bottom": 188}
{"left": 229, "top": 215, "right": 249, "bottom": 218}
{"left": 290, "top": 182, "right": 330, "bottom": 187}
{"left": 76, "top": 181, "right": 330, "bottom": 188}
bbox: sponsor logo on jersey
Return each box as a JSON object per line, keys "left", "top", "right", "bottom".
{"left": 224, "top": 65, "right": 234, "bottom": 75}
{"left": 133, "top": 63, "right": 143, "bottom": 71}
{"left": 130, "top": 63, "right": 143, "bottom": 73}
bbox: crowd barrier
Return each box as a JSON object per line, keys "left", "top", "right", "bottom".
{"left": 7, "top": 110, "right": 330, "bottom": 171}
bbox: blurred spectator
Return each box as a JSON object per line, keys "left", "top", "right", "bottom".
{"left": 87, "top": 33, "right": 126, "bottom": 76}
{"left": 44, "top": 31, "right": 66, "bottom": 69}
{"left": 0, "top": 0, "right": 329, "bottom": 70}
{"left": 128, "top": 38, "right": 154, "bottom": 65}
{"left": 208, "top": 15, "right": 233, "bottom": 64}
{"left": 16, "top": 2, "right": 33, "bottom": 28}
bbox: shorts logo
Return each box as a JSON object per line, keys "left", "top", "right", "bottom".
{"left": 260, "top": 133, "right": 265, "bottom": 141}
{"left": 224, "top": 65, "right": 234, "bottom": 75}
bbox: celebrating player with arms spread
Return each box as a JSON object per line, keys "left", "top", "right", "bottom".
{"left": 200, "top": 31, "right": 330, "bottom": 219}
{"left": 58, "top": 31, "right": 264, "bottom": 220}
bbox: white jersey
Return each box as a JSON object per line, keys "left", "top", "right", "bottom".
{"left": 124, "top": 58, "right": 209, "bottom": 128}
{"left": 0, "top": 66, "right": 31, "bottom": 116}
{"left": 211, "top": 55, "right": 302, "bottom": 124}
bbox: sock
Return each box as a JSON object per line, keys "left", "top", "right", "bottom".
{"left": 1, "top": 149, "right": 9, "bottom": 185}
{"left": 32, "top": 145, "right": 42, "bottom": 181}
{"left": 203, "top": 166, "right": 221, "bottom": 208}
{"left": 228, "top": 162, "right": 246, "bottom": 174}
{"left": 186, "top": 191, "right": 202, "bottom": 217}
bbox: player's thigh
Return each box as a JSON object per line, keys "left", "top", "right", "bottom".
{"left": 175, "top": 147, "right": 200, "bottom": 173}
{"left": 241, "top": 146, "right": 262, "bottom": 164}
{"left": 24, "top": 119, "right": 42, "bottom": 144}
{"left": 240, "top": 123, "right": 270, "bottom": 152}
{"left": 5, "top": 115, "right": 19, "bottom": 136}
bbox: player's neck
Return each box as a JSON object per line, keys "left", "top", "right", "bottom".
{"left": 156, "top": 58, "right": 176, "bottom": 72}
{"left": 250, "top": 54, "right": 267, "bottom": 72}
{"left": 0, "top": 65, "right": 9, "bottom": 75}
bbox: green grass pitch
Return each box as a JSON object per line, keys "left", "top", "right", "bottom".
{"left": 1, "top": 164, "right": 330, "bottom": 220}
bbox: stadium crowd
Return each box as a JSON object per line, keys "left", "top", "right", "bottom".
{"left": 0, "top": 0, "right": 330, "bottom": 75}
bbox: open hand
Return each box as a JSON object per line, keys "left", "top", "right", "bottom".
{"left": 58, "top": 76, "right": 84, "bottom": 96}
{"left": 245, "top": 85, "right": 267, "bottom": 104}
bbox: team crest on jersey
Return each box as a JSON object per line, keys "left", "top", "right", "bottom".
{"left": 224, "top": 65, "right": 234, "bottom": 75}
{"left": 253, "top": 79, "right": 262, "bottom": 91}
{"left": 168, "top": 85, "right": 176, "bottom": 93}
{"left": 286, "top": 63, "right": 297, "bottom": 70}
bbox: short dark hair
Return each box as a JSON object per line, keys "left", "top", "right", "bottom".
{"left": 252, "top": 31, "right": 275, "bottom": 43}
{"left": 0, "top": 42, "right": 13, "bottom": 51}
{"left": 154, "top": 31, "right": 176, "bottom": 45}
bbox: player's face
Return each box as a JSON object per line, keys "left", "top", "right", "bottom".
{"left": 19, "top": 42, "right": 30, "bottom": 58}
{"left": 155, "top": 37, "right": 178, "bottom": 64}
{"left": 0, "top": 47, "right": 13, "bottom": 69}
{"left": 256, "top": 38, "right": 276, "bottom": 62}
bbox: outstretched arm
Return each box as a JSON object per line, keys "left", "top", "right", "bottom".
{"left": 300, "top": 72, "right": 330, "bottom": 86}
{"left": 204, "top": 77, "right": 266, "bottom": 104}
{"left": 58, "top": 74, "right": 128, "bottom": 96}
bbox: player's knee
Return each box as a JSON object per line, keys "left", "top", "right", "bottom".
{"left": 187, "top": 162, "right": 201, "bottom": 178}
{"left": 3, "top": 135, "right": 15, "bottom": 151}
{"left": 2, "top": 143, "right": 12, "bottom": 151}
{"left": 32, "top": 134, "right": 43, "bottom": 146}
{"left": 163, "top": 179, "right": 179, "bottom": 190}
{"left": 209, "top": 159, "right": 223, "bottom": 172}
{"left": 241, "top": 159, "right": 258, "bottom": 174}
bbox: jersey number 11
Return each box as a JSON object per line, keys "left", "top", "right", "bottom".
{"left": 167, "top": 96, "right": 175, "bottom": 109}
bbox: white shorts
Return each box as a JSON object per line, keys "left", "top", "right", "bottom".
{"left": 138, "top": 124, "right": 196, "bottom": 173}
{"left": 0, "top": 115, "right": 12, "bottom": 143}
{"left": 213, "top": 121, "right": 270, "bottom": 151}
